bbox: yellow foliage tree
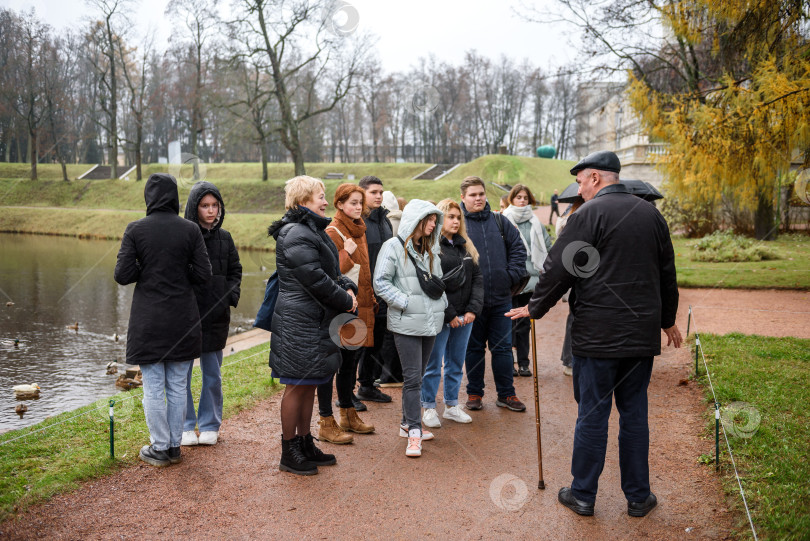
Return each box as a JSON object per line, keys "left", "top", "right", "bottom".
{"left": 627, "top": 0, "right": 810, "bottom": 239}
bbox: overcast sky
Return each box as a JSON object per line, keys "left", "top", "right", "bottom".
{"left": 7, "top": 0, "right": 582, "bottom": 74}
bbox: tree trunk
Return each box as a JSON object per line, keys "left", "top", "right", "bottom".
{"left": 106, "top": 16, "right": 119, "bottom": 179}
{"left": 135, "top": 119, "right": 143, "bottom": 181}
{"left": 260, "top": 138, "right": 268, "bottom": 181}
{"left": 29, "top": 128, "right": 37, "bottom": 180}
{"left": 754, "top": 188, "right": 777, "bottom": 240}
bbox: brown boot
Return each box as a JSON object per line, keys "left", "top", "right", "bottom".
{"left": 339, "top": 407, "right": 375, "bottom": 434}
{"left": 317, "top": 416, "right": 353, "bottom": 444}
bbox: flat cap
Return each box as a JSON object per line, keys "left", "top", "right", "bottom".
{"left": 569, "top": 150, "right": 621, "bottom": 175}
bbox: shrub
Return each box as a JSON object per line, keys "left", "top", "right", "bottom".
{"left": 689, "top": 231, "right": 780, "bottom": 262}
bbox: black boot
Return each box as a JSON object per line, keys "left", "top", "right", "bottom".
{"left": 279, "top": 435, "right": 318, "bottom": 476}
{"left": 301, "top": 433, "right": 337, "bottom": 466}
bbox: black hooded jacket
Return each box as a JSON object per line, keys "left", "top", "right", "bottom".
{"left": 267, "top": 206, "right": 356, "bottom": 380}
{"left": 184, "top": 181, "right": 242, "bottom": 352}
{"left": 363, "top": 205, "right": 393, "bottom": 315}
{"left": 114, "top": 173, "right": 212, "bottom": 364}
{"left": 438, "top": 234, "right": 484, "bottom": 324}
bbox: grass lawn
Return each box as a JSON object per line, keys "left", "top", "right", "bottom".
{"left": 0, "top": 343, "right": 278, "bottom": 522}
{"left": 673, "top": 234, "right": 810, "bottom": 290}
{"left": 695, "top": 333, "right": 810, "bottom": 540}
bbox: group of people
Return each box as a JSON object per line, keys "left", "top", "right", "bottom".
{"left": 116, "top": 149, "right": 681, "bottom": 519}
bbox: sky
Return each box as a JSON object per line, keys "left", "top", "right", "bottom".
{"left": 6, "top": 0, "right": 582, "bottom": 74}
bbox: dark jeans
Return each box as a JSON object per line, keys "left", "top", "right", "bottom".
{"left": 511, "top": 292, "right": 533, "bottom": 369}
{"left": 549, "top": 204, "right": 560, "bottom": 223}
{"left": 358, "top": 315, "right": 402, "bottom": 387}
{"left": 570, "top": 354, "right": 654, "bottom": 504}
{"left": 317, "top": 348, "right": 357, "bottom": 417}
{"left": 464, "top": 302, "right": 516, "bottom": 399}
{"left": 393, "top": 333, "right": 436, "bottom": 432}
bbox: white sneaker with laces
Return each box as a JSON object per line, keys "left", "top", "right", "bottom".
{"left": 399, "top": 424, "right": 434, "bottom": 440}
{"left": 181, "top": 431, "right": 198, "bottom": 446}
{"left": 422, "top": 408, "right": 441, "bottom": 428}
{"left": 405, "top": 429, "right": 422, "bottom": 457}
{"left": 198, "top": 431, "right": 218, "bottom": 445}
{"left": 443, "top": 405, "right": 472, "bottom": 424}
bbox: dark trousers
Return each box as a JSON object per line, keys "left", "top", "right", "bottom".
{"left": 511, "top": 292, "right": 533, "bottom": 369}
{"left": 464, "top": 302, "right": 515, "bottom": 399}
{"left": 317, "top": 348, "right": 357, "bottom": 417}
{"left": 358, "top": 315, "right": 402, "bottom": 387}
{"left": 549, "top": 204, "right": 560, "bottom": 223}
{"left": 570, "top": 354, "right": 653, "bottom": 504}
{"left": 560, "top": 308, "right": 573, "bottom": 368}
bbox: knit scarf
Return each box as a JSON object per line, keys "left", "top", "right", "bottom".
{"left": 503, "top": 204, "right": 549, "bottom": 272}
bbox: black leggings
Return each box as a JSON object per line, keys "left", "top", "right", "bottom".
{"left": 317, "top": 348, "right": 358, "bottom": 417}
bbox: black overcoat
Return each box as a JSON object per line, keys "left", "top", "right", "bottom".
{"left": 114, "top": 173, "right": 212, "bottom": 364}
{"left": 184, "top": 181, "right": 242, "bottom": 352}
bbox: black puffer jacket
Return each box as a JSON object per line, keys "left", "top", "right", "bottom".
{"left": 528, "top": 183, "right": 679, "bottom": 358}
{"left": 438, "top": 234, "right": 484, "bottom": 324}
{"left": 114, "top": 173, "right": 212, "bottom": 364}
{"left": 184, "top": 181, "right": 242, "bottom": 352}
{"left": 267, "top": 207, "right": 356, "bottom": 379}
{"left": 364, "top": 206, "right": 393, "bottom": 316}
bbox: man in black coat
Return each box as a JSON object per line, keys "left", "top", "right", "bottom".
{"left": 181, "top": 181, "right": 242, "bottom": 447}
{"left": 508, "top": 150, "right": 682, "bottom": 518}
{"left": 115, "top": 173, "right": 212, "bottom": 467}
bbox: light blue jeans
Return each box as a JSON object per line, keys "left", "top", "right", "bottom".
{"left": 185, "top": 350, "right": 224, "bottom": 432}
{"left": 140, "top": 360, "right": 193, "bottom": 451}
{"left": 421, "top": 321, "right": 474, "bottom": 408}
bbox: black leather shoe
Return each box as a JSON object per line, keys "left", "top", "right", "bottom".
{"left": 139, "top": 445, "right": 171, "bottom": 467}
{"left": 518, "top": 367, "right": 532, "bottom": 377}
{"left": 628, "top": 493, "right": 657, "bottom": 517}
{"left": 356, "top": 386, "right": 392, "bottom": 403}
{"left": 167, "top": 446, "right": 182, "bottom": 464}
{"left": 335, "top": 397, "right": 367, "bottom": 412}
{"left": 558, "top": 487, "right": 594, "bottom": 516}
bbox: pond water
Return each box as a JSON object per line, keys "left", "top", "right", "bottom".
{"left": 0, "top": 233, "right": 274, "bottom": 432}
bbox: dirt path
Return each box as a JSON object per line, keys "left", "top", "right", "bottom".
{"left": 3, "top": 288, "right": 805, "bottom": 540}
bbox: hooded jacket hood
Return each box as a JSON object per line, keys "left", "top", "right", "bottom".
{"left": 382, "top": 191, "right": 399, "bottom": 211}
{"left": 398, "top": 199, "right": 443, "bottom": 255}
{"left": 145, "top": 173, "right": 180, "bottom": 216}
{"left": 184, "top": 181, "right": 225, "bottom": 231}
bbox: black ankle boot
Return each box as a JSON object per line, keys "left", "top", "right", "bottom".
{"left": 301, "top": 433, "right": 337, "bottom": 466}
{"left": 279, "top": 435, "right": 318, "bottom": 476}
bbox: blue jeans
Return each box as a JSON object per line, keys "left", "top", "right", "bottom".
{"left": 184, "top": 350, "right": 224, "bottom": 432}
{"left": 421, "top": 321, "right": 474, "bottom": 408}
{"left": 141, "top": 360, "right": 193, "bottom": 451}
{"left": 464, "top": 303, "right": 516, "bottom": 399}
{"left": 570, "top": 355, "right": 654, "bottom": 504}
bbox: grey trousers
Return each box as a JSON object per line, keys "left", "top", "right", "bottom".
{"left": 393, "top": 332, "right": 437, "bottom": 432}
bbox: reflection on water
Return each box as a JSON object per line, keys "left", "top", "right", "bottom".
{"left": 0, "top": 233, "right": 274, "bottom": 432}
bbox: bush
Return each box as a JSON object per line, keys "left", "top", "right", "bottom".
{"left": 689, "top": 231, "right": 780, "bottom": 262}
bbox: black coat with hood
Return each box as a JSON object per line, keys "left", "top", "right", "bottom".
{"left": 114, "top": 173, "right": 212, "bottom": 365}
{"left": 438, "top": 234, "right": 484, "bottom": 324}
{"left": 363, "top": 205, "right": 393, "bottom": 316}
{"left": 267, "top": 206, "right": 357, "bottom": 380}
{"left": 184, "top": 181, "right": 242, "bottom": 352}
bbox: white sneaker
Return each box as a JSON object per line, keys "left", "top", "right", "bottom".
{"left": 422, "top": 408, "right": 442, "bottom": 428}
{"left": 405, "top": 435, "right": 422, "bottom": 457}
{"left": 198, "top": 431, "right": 218, "bottom": 445}
{"left": 399, "top": 424, "right": 434, "bottom": 440}
{"left": 181, "top": 431, "right": 198, "bottom": 446}
{"left": 443, "top": 405, "right": 472, "bottom": 424}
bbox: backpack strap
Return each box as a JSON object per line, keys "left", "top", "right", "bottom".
{"left": 494, "top": 212, "right": 506, "bottom": 243}
{"left": 326, "top": 225, "right": 349, "bottom": 242}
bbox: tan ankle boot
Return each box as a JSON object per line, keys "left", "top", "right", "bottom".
{"left": 339, "top": 407, "right": 375, "bottom": 434}
{"left": 317, "top": 415, "right": 353, "bottom": 444}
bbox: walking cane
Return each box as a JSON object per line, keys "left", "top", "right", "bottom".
{"left": 529, "top": 318, "right": 545, "bottom": 489}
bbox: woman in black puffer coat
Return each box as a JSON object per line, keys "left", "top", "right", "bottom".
{"left": 268, "top": 175, "right": 358, "bottom": 476}
{"left": 181, "top": 181, "right": 242, "bottom": 447}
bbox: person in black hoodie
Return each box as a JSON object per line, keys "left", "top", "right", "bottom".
{"left": 180, "top": 181, "right": 242, "bottom": 447}
{"left": 268, "top": 175, "right": 358, "bottom": 476}
{"left": 420, "top": 199, "right": 483, "bottom": 428}
{"left": 114, "top": 173, "right": 212, "bottom": 467}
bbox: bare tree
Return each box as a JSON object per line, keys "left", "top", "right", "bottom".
{"left": 118, "top": 34, "right": 153, "bottom": 180}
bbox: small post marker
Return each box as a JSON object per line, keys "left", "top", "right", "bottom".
{"left": 109, "top": 399, "right": 115, "bottom": 459}
{"left": 686, "top": 305, "right": 692, "bottom": 336}
{"left": 715, "top": 402, "right": 721, "bottom": 472}
{"left": 695, "top": 334, "right": 701, "bottom": 378}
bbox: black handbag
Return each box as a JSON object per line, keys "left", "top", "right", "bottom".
{"left": 442, "top": 262, "right": 466, "bottom": 293}
{"left": 398, "top": 237, "right": 445, "bottom": 300}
